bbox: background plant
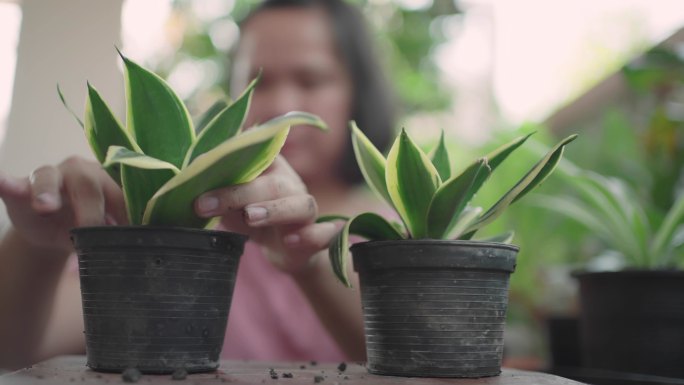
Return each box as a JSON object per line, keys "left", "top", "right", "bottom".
{"left": 326, "top": 122, "right": 576, "bottom": 286}
{"left": 537, "top": 168, "right": 684, "bottom": 269}
{"left": 62, "top": 53, "right": 325, "bottom": 228}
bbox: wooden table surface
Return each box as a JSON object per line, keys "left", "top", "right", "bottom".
{"left": 1, "top": 356, "right": 585, "bottom": 385}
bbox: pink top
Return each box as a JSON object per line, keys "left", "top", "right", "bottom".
{"left": 221, "top": 242, "right": 347, "bottom": 362}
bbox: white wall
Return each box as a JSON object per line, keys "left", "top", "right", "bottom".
{"left": 0, "top": 0, "right": 124, "bottom": 176}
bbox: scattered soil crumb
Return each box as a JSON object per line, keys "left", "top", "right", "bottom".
{"left": 314, "top": 375, "right": 325, "bottom": 383}
{"left": 121, "top": 367, "right": 142, "bottom": 383}
{"left": 171, "top": 368, "right": 188, "bottom": 380}
{"left": 343, "top": 375, "right": 349, "bottom": 380}
{"left": 300, "top": 365, "right": 306, "bottom": 370}
{"left": 337, "top": 362, "right": 347, "bottom": 373}
{"left": 282, "top": 372, "right": 293, "bottom": 378}
{"left": 269, "top": 368, "right": 278, "bottom": 379}
{"left": 36, "top": 375, "right": 44, "bottom": 379}
{"left": 310, "top": 360, "right": 318, "bottom": 366}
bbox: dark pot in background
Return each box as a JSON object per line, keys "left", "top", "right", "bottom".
{"left": 71, "top": 226, "right": 247, "bottom": 374}
{"left": 546, "top": 315, "right": 581, "bottom": 370}
{"left": 576, "top": 270, "right": 684, "bottom": 379}
{"left": 352, "top": 240, "right": 518, "bottom": 378}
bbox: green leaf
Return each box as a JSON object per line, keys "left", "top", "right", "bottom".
{"left": 465, "top": 134, "right": 577, "bottom": 235}
{"left": 103, "top": 146, "right": 180, "bottom": 174}
{"left": 83, "top": 83, "right": 140, "bottom": 184}
{"left": 573, "top": 173, "right": 649, "bottom": 265}
{"left": 386, "top": 128, "right": 441, "bottom": 238}
{"left": 143, "top": 112, "right": 327, "bottom": 227}
{"left": 429, "top": 130, "right": 451, "bottom": 181}
{"left": 183, "top": 76, "right": 259, "bottom": 167}
{"left": 446, "top": 206, "right": 482, "bottom": 239}
{"left": 329, "top": 212, "right": 406, "bottom": 287}
{"left": 350, "top": 121, "right": 392, "bottom": 207}
{"left": 651, "top": 192, "right": 684, "bottom": 266}
{"left": 194, "top": 99, "right": 227, "bottom": 133}
{"left": 120, "top": 51, "right": 194, "bottom": 168}
{"left": 486, "top": 132, "right": 534, "bottom": 171}
{"left": 426, "top": 157, "right": 490, "bottom": 238}
{"left": 83, "top": 82, "right": 170, "bottom": 224}
{"left": 57, "top": 85, "right": 84, "bottom": 128}
{"left": 478, "top": 231, "right": 515, "bottom": 244}
{"left": 534, "top": 195, "right": 622, "bottom": 248}
{"left": 122, "top": 167, "right": 176, "bottom": 225}
{"left": 316, "top": 214, "right": 350, "bottom": 223}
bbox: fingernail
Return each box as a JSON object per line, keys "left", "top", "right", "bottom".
{"left": 245, "top": 206, "right": 268, "bottom": 223}
{"left": 284, "top": 233, "right": 301, "bottom": 245}
{"left": 197, "top": 195, "right": 219, "bottom": 214}
{"left": 36, "top": 193, "right": 58, "bottom": 208}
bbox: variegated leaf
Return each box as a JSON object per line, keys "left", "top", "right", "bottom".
{"left": 386, "top": 128, "right": 441, "bottom": 238}
{"left": 183, "top": 76, "right": 259, "bottom": 167}
{"left": 426, "top": 158, "right": 490, "bottom": 238}
{"left": 350, "top": 121, "right": 392, "bottom": 207}
{"left": 143, "top": 112, "right": 327, "bottom": 227}
{"left": 120, "top": 51, "right": 194, "bottom": 168}
{"left": 465, "top": 134, "right": 577, "bottom": 235}
{"left": 429, "top": 130, "right": 451, "bottom": 181}
{"left": 329, "top": 212, "right": 406, "bottom": 287}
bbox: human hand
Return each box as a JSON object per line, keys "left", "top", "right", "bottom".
{"left": 195, "top": 155, "right": 340, "bottom": 274}
{"left": 0, "top": 156, "right": 128, "bottom": 253}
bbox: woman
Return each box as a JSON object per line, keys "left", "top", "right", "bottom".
{"left": 0, "top": 0, "right": 395, "bottom": 368}
{"left": 216, "top": 0, "right": 396, "bottom": 361}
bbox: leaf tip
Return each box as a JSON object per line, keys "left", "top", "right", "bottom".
{"left": 114, "top": 45, "right": 126, "bottom": 61}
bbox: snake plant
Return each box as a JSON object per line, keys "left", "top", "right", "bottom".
{"left": 61, "top": 52, "right": 326, "bottom": 228}
{"left": 327, "top": 122, "right": 577, "bottom": 286}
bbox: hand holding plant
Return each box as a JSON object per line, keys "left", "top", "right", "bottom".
{"left": 0, "top": 157, "right": 127, "bottom": 253}
{"left": 60, "top": 52, "right": 327, "bottom": 230}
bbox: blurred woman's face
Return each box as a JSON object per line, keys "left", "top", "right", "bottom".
{"left": 232, "top": 7, "right": 353, "bottom": 185}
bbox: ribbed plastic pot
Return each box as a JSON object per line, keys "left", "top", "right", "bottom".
{"left": 70, "top": 226, "right": 247, "bottom": 374}
{"left": 575, "top": 270, "right": 684, "bottom": 378}
{"left": 351, "top": 240, "right": 518, "bottom": 378}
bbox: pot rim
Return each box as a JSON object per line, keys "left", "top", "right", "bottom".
{"left": 351, "top": 238, "right": 519, "bottom": 273}
{"left": 70, "top": 225, "right": 248, "bottom": 240}
{"left": 350, "top": 238, "right": 519, "bottom": 252}
{"left": 572, "top": 268, "right": 684, "bottom": 279}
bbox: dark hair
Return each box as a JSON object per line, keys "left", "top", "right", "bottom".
{"left": 237, "top": 0, "right": 396, "bottom": 185}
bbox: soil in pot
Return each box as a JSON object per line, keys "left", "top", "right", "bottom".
{"left": 71, "top": 226, "right": 247, "bottom": 374}
{"left": 352, "top": 239, "right": 518, "bottom": 378}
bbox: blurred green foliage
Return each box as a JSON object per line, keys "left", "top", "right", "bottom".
{"left": 153, "top": 0, "right": 460, "bottom": 116}
{"left": 484, "top": 44, "right": 684, "bottom": 315}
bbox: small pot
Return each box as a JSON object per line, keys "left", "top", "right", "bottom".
{"left": 352, "top": 239, "right": 518, "bottom": 378}
{"left": 575, "top": 270, "right": 684, "bottom": 379}
{"left": 70, "top": 226, "right": 247, "bottom": 374}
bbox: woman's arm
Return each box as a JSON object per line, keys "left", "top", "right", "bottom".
{"left": 196, "top": 156, "right": 366, "bottom": 359}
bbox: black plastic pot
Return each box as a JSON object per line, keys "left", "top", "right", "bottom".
{"left": 546, "top": 315, "right": 581, "bottom": 370}
{"left": 576, "top": 270, "right": 684, "bottom": 379}
{"left": 352, "top": 239, "right": 518, "bottom": 378}
{"left": 70, "top": 226, "right": 247, "bottom": 374}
